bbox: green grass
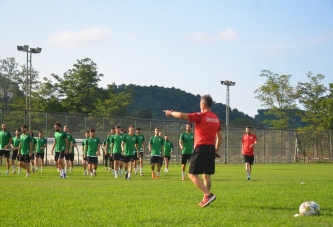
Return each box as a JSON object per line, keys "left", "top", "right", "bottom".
{"left": 0, "top": 163, "right": 332, "bottom": 227}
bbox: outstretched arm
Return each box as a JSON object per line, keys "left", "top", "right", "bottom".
{"left": 164, "top": 110, "right": 189, "bottom": 121}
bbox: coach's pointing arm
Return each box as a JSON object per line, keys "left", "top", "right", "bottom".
{"left": 163, "top": 110, "right": 189, "bottom": 121}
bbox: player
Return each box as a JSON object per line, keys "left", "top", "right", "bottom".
{"left": 136, "top": 127, "right": 145, "bottom": 176}
{"left": 121, "top": 125, "right": 139, "bottom": 180}
{"left": 67, "top": 131, "right": 77, "bottom": 173}
{"left": 28, "top": 130, "right": 36, "bottom": 173}
{"left": 158, "top": 131, "right": 165, "bottom": 169}
{"left": 82, "top": 131, "right": 90, "bottom": 175}
{"left": 164, "top": 94, "right": 223, "bottom": 207}
{"left": 179, "top": 123, "right": 194, "bottom": 180}
{"left": 51, "top": 122, "right": 69, "bottom": 178}
{"left": 148, "top": 127, "right": 164, "bottom": 179}
{"left": 17, "top": 125, "right": 32, "bottom": 178}
{"left": 163, "top": 135, "right": 174, "bottom": 172}
{"left": 0, "top": 123, "right": 12, "bottom": 175}
{"left": 10, "top": 128, "right": 21, "bottom": 174}
{"left": 102, "top": 134, "right": 110, "bottom": 170}
{"left": 111, "top": 125, "right": 124, "bottom": 178}
{"left": 242, "top": 126, "right": 257, "bottom": 180}
{"left": 84, "top": 129, "right": 100, "bottom": 177}
{"left": 105, "top": 128, "right": 115, "bottom": 174}
{"left": 63, "top": 126, "right": 74, "bottom": 174}
{"left": 35, "top": 131, "right": 47, "bottom": 172}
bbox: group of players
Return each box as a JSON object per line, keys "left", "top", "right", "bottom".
{"left": 0, "top": 121, "right": 197, "bottom": 180}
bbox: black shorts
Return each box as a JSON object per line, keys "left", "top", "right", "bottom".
{"left": 181, "top": 154, "right": 192, "bottom": 165}
{"left": 104, "top": 153, "right": 110, "bottom": 159}
{"left": 0, "top": 149, "right": 10, "bottom": 158}
{"left": 138, "top": 152, "right": 144, "bottom": 159}
{"left": 113, "top": 153, "right": 124, "bottom": 161}
{"left": 19, "top": 154, "right": 30, "bottom": 163}
{"left": 65, "top": 153, "right": 74, "bottom": 161}
{"left": 56, "top": 151, "right": 65, "bottom": 160}
{"left": 133, "top": 152, "right": 138, "bottom": 160}
{"left": 189, "top": 145, "right": 215, "bottom": 175}
{"left": 11, "top": 149, "right": 19, "bottom": 160}
{"left": 30, "top": 154, "right": 35, "bottom": 160}
{"left": 36, "top": 153, "right": 44, "bottom": 159}
{"left": 150, "top": 156, "right": 162, "bottom": 165}
{"left": 87, "top": 156, "right": 98, "bottom": 164}
{"left": 164, "top": 155, "right": 170, "bottom": 161}
{"left": 124, "top": 155, "right": 135, "bottom": 163}
{"left": 109, "top": 155, "right": 114, "bottom": 162}
{"left": 243, "top": 155, "right": 254, "bottom": 165}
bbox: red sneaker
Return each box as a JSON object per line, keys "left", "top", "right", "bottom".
{"left": 199, "top": 193, "right": 216, "bottom": 207}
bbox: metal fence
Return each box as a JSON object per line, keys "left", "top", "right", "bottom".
{"left": 0, "top": 108, "right": 332, "bottom": 164}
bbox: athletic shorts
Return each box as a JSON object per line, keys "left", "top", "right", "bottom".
{"left": 109, "top": 155, "right": 114, "bottom": 162}
{"left": 181, "top": 154, "right": 192, "bottom": 165}
{"left": 189, "top": 145, "right": 215, "bottom": 175}
{"left": 65, "top": 153, "right": 74, "bottom": 161}
{"left": 150, "top": 156, "right": 161, "bottom": 165}
{"left": 56, "top": 151, "right": 65, "bottom": 159}
{"left": 138, "top": 152, "right": 144, "bottom": 159}
{"left": 36, "top": 153, "right": 44, "bottom": 159}
{"left": 104, "top": 153, "right": 110, "bottom": 160}
{"left": 11, "top": 149, "right": 19, "bottom": 160}
{"left": 113, "top": 153, "right": 124, "bottom": 161}
{"left": 87, "top": 156, "right": 98, "bottom": 164}
{"left": 30, "top": 154, "right": 35, "bottom": 160}
{"left": 243, "top": 155, "right": 254, "bottom": 165}
{"left": 133, "top": 152, "right": 138, "bottom": 160}
{"left": 124, "top": 155, "right": 135, "bottom": 163}
{"left": 164, "top": 155, "right": 170, "bottom": 161}
{"left": 19, "top": 154, "right": 30, "bottom": 163}
{"left": 0, "top": 149, "right": 10, "bottom": 158}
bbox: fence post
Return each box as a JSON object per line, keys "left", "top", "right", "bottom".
{"left": 45, "top": 112, "right": 48, "bottom": 166}
{"left": 263, "top": 128, "right": 266, "bottom": 164}
{"left": 330, "top": 131, "right": 332, "bottom": 162}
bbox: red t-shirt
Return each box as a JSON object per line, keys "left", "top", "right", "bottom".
{"left": 188, "top": 111, "right": 221, "bottom": 148}
{"left": 242, "top": 133, "right": 257, "bottom": 156}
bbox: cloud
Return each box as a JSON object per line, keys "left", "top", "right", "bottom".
{"left": 48, "top": 28, "right": 111, "bottom": 48}
{"left": 185, "top": 28, "right": 239, "bottom": 43}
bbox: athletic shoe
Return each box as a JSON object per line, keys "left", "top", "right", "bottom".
{"left": 155, "top": 176, "right": 159, "bottom": 179}
{"left": 140, "top": 173, "right": 144, "bottom": 176}
{"left": 32, "top": 169, "right": 35, "bottom": 173}
{"left": 5, "top": 170, "right": 9, "bottom": 175}
{"left": 182, "top": 177, "right": 185, "bottom": 181}
{"left": 115, "top": 175, "right": 118, "bottom": 178}
{"left": 135, "top": 171, "right": 137, "bottom": 175}
{"left": 35, "top": 169, "right": 38, "bottom": 172}
{"left": 12, "top": 170, "right": 16, "bottom": 174}
{"left": 83, "top": 172, "right": 86, "bottom": 175}
{"left": 106, "top": 167, "right": 108, "bottom": 170}
{"left": 247, "top": 175, "right": 250, "bottom": 180}
{"left": 151, "top": 172, "right": 155, "bottom": 178}
{"left": 63, "top": 173, "right": 67, "bottom": 178}
{"left": 125, "top": 173, "right": 128, "bottom": 179}
{"left": 199, "top": 193, "right": 216, "bottom": 207}
{"left": 166, "top": 169, "right": 169, "bottom": 173}
{"left": 127, "top": 177, "right": 131, "bottom": 180}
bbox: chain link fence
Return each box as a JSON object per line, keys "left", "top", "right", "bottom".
{"left": 0, "top": 108, "right": 332, "bottom": 165}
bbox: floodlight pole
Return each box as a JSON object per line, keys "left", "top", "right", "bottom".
{"left": 221, "top": 80, "right": 235, "bottom": 164}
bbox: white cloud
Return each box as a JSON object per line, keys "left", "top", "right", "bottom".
{"left": 218, "top": 27, "right": 239, "bottom": 41}
{"left": 48, "top": 28, "right": 111, "bottom": 48}
{"left": 185, "top": 32, "right": 214, "bottom": 43}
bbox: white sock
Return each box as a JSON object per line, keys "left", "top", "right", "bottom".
{"left": 36, "top": 167, "right": 38, "bottom": 170}
{"left": 140, "top": 167, "right": 142, "bottom": 173}
{"left": 12, "top": 165, "right": 15, "bottom": 170}
{"left": 115, "top": 171, "right": 118, "bottom": 177}
{"left": 41, "top": 167, "right": 43, "bottom": 171}
{"left": 182, "top": 171, "right": 185, "bottom": 178}
{"left": 26, "top": 173, "right": 29, "bottom": 177}
{"left": 18, "top": 167, "right": 21, "bottom": 173}
{"left": 60, "top": 169, "right": 64, "bottom": 175}
{"left": 157, "top": 172, "right": 160, "bottom": 176}
{"left": 111, "top": 169, "right": 115, "bottom": 174}
{"left": 128, "top": 173, "right": 131, "bottom": 178}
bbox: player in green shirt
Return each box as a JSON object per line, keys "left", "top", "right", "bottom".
{"left": 121, "top": 125, "right": 139, "bottom": 180}
{"left": 82, "top": 131, "right": 90, "bottom": 175}
{"left": 136, "top": 127, "right": 145, "bottom": 176}
{"left": 0, "top": 123, "right": 13, "bottom": 175}
{"left": 102, "top": 134, "right": 110, "bottom": 170}
{"left": 63, "top": 126, "right": 74, "bottom": 174}
{"left": 10, "top": 128, "right": 21, "bottom": 174}
{"left": 28, "top": 130, "right": 36, "bottom": 173}
{"left": 163, "top": 135, "right": 174, "bottom": 173}
{"left": 51, "top": 122, "right": 69, "bottom": 178}
{"left": 179, "top": 123, "right": 194, "bottom": 180}
{"left": 149, "top": 127, "right": 164, "bottom": 179}
{"left": 111, "top": 125, "right": 124, "bottom": 178}
{"left": 105, "top": 128, "right": 115, "bottom": 175}
{"left": 84, "top": 129, "right": 101, "bottom": 177}
{"left": 17, "top": 125, "right": 32, "bottom": 178}
{"left": 35, "top": 131, "right": 47, "bottom": 172}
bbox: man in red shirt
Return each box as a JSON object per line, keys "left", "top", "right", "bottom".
{"left": 242, "top": 126, "right": 257, "bottom": 180}
{"left": 164, "top": 94, "right": 223, "bottom": 207}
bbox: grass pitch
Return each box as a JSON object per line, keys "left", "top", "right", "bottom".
{"left": 0, "top": 163, "right": 332, "bottom": 227}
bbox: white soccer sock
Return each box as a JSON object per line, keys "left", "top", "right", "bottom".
{"left": 36, "top": 167, "right": 38, "bottom": 170}
{"left": 12, "top": 165, "right": 15, "bottom": 170}
{"left": 128, "top": 173, "right": 131, "bottom": 178}
{"left": 41, "top": 167, "right": 43, "bottom": 171}
{"left": 157, "top": 172, "right": 160, "bottom": 176}
{"left": 140, "top": 167, "right": 142, "bottom": 173}
{"left": 18, "top": 167, "right": 21, "bottom": 173}
{"left": 182, "top": 171, "right": 185, "bottom": 178}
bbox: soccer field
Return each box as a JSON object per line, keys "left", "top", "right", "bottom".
{"left": 0, "top": 163, "right": 332, "bottom": 227}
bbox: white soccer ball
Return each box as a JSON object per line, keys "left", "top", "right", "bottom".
{"left": 299, "top": 201, "right": 320, "bottom": 216}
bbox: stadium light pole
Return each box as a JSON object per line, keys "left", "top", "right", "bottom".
{"left": 221, "top": 80, "right": 236, "bottom": 164}
{"left": 17, "top": 45, "right": 42, "bottom": 129}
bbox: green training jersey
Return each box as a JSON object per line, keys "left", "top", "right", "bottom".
{"left": 85, "top": 136, "right": 100, "bottom": 157}
{"left": 36, "top": 137, "right": 47, "bottom": 153}
{"left": 180, "top": 132, "right": 194, "bottom": 155}
{"left": 20, "top": 133, "right": 32, "bottom": 155}
{"left": 71, "top": 138, "right": 76, "bottom": 154}
{"left": 122, "top": 134, "right": 138, "bottom": 156}
{"left": 111, "top": 134, "right": 124, "bottom": 154}
{"left": 31, "top": 137, "right": 37, "bottom": 153}
{"left": 12, "top": 136, "right": 21, "bottom": 149}
{"left": 54, "top": 131, "right": 67, "bottom": 152}
{"left": 103, "top": 139, "right": 111, "bottom": 154}
{"left": 136, "top": 134, "right": 145, "bottom": 151}
{"left": 0, "top": 130, "right": 12, "bottom": 149}
{"left": 164, "top": 140, "right": 174, "bottom": 156}
{"left": 149, "top": 136, "right": 164, "bottom": 156}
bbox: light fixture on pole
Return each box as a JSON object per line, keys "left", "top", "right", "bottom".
{"left": 17, "top": 45, "right": 42, "bottom": 129}
{"left": 220, "top": 80, "right": 236, "bottom": 164}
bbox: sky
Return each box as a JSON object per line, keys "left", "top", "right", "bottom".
{"left": 0, "top": 0, "right": 332, "bottom": 117}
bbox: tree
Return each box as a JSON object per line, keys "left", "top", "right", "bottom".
{"left": 52, "top": 58, "right": 103, "bottom": 114}
{"left": 296, "top": 72, "right": 327, "bottom": 130}
{"left": 320, "top": 83, "right": 333, "bottom": 130}
{"left": 254, "top": 70, "right": 298, "bottom": 129}
{"left": 136, "top": 107, "right": 153, "bottom": 119}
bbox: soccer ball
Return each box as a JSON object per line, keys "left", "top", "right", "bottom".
{"left": 299, "top": 201, "right": 320, "bottom": 216}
